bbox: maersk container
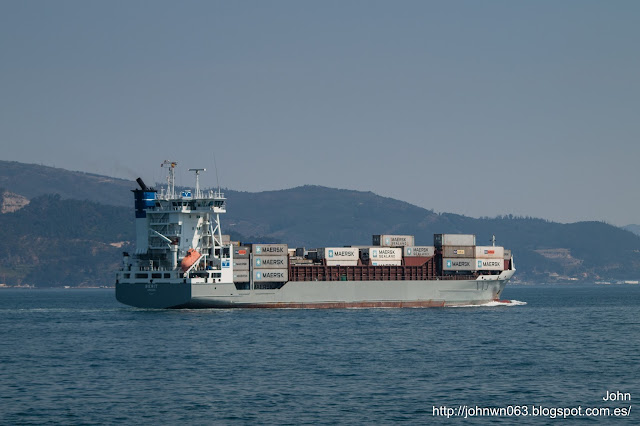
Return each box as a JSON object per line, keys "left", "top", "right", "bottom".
{"left": 318, "top": 247, "right": 359, "bottom": 261}
{"left": 254, "top": 256, "right": 288, "bottom": 269}
{"left": 371, "top": 260, "right": 402, "bottom": 266}
{"left": 474, "top": 246, "right": 505, "bottom": 259}
{"left": 234, "top": 246, "right": 251, "bottom": 259}
{"left": 442, "top": 246, "right": 475, "bottom": 258}
{"left": 434, "top": 234, "right": 476, "bottom": 247}
{"left": 233, "top": 271, "right": 250, "bottom": 282}
{"left": 475, "top": 258, "right": 504, "bottom": 271}
{"left": 252, "top": 244, "right": 288, "bottom": 256}
{"left": 372, "top": 235, "right": 415, "bottom": 247}
{"left": 403, "top": 246, "right": 435, "bottom": 257}
{"left": 254, "top": 269, "right": 288, "bottom": 282}
{"left": 360, "top": 247, "right": 402, "bottom": 260}
{"left": 442, "top": 258, "right": 475, "bottom": 271}
{"left": 233, "top": 259, "right": 250, "bottom": 270}
{"left": 503, "top": 249, "right": 512, "bottom": 259}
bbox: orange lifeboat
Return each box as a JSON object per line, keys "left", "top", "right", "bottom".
{"left": 181, "top": 248, "right": 201, "bottom": 272}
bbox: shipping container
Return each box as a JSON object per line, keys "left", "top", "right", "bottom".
{"left": 254, "top": 256, "right": 288, "bottom": 269}
{"left": 325, "top": 260, "right": 359, "bottom": 267}
{"left": 434, "top": 234, "right": 476, "bottom": 247}
{"left": 318, "top": 247, "right": 359, "bottom": 261}
{"left": 442, "top": 246, "right": 475, "bottom": 258}
{"left": 252, "top": 244, "right": 288, "bottom": 256}
{"left": 503, "top": 249, "right": 512, "bottom": 259}
{"left": 295, "top": 247, "right": 305, "bottom": 257}
{"left": 475, "top": 258, "right": 504, "bottom": 271}
{"left": 403, "top": 246, "right": 435, "bottom": 257}
{"left": 233, "top": 259, "right": 250, "bottom": 270}
{"left": 233, "top": 271, "right": 250, "bottom": 282}
{"left": 287, "top": 248, "right": 296, "bottom": 257}
{"left": 371, "top": 260, "right": 402, "bottom": 266}
{"left": 233, "top": 246, "right": 251, "bottom": 259}
{"left": 221, "top": 234, "right": 231, "bottom": 245}
{"left": 474, "top": 246, "right": 505, "bottom": 259}
{"left": 373, "top": 234, "right": 415, "bottom": 247}
{"left": 306, "top": 250, "right": 318, "bottom": 260}
{"left": 442, "top": 258, "right": 476, "bottom": 271}
{"left": 360, "top": 247, "right": 402, "bottom": 260}
{"left": 254, "top": 269, "right": 289, "bottom": 282}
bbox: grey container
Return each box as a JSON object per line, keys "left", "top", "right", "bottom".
{"left": 434, "top": 234, "right": 476, "bottom": 247}
{"left": 373, "top": 235, "right": 415, "bottom": 247}
{"left": 504, "top": 249, "right": 512, "bottom": 259}
{"left": 233, "top": 246, "right": 251, "bottom": 259}
{"left": 403, "top": 246, "right": 435, "bottom": 257}
{"left": 233, "top": 271, "right": 250, "bottom": 282}
{"left": 254, "top": 255, "right": 288, "bottom": 269}
{"left": 254, "top": 269, "right": 289, "bottom": 282}
{"left": 442, "top": 246, "right": 475, "bottom": 258}
{"left": 233, "top": 259, "right": 250, "bottom": 270}
{"left": 252, "top": 244, "right": 288, "bottom": 256}
{"left": 295, "top": 247, "right": 305, "bottom": 257}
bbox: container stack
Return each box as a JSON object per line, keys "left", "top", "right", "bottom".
{"left": 252, "top": 244, "right": 289, "bottom": 282}
{"left": 232, "top": 246, "right": 250, "bottom": 282}
{"left": 435, "top": 234, "right": 506, "bottom": 273}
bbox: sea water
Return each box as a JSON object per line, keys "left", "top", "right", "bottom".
{"left": 0, "top": 285, "right": 638, "bottom": 424}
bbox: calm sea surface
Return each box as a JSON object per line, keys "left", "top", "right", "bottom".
{"left": 0, "top": 285, "right": 638, "bottom": 424}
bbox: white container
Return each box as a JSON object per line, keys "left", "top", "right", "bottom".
{"left": 371, "top": 260, "right": 402, "bottom": 266}
{"left": 254, "top": 269, "right": 289, "bottom": 282}
{"left": 252, "top": 244, "right": 288, "bottom": 256}
{"left": 475, "top": 259, "right": 504, "bottom": 271}
{"left": 318, "top": 247, "right": 359, "bottom": 261}
{"left": 403, "top": 246, "right": 435, "bottom": 257}
{"left": 434, "top": 234, "right": 476, "bottom": 247}
{"left": 474, "top": 246, "right": 505, "bottom": 259}
{"left": 442, "top": 258, "right": 476, "bottom": 271}
{"left": 360, "top": 247, "right": 402, "bottom": 260}
{"left": 373, "top": 235, "right": 415, "bottom": 247}
{"left": 254, "top": 256, "right": 288, "bottom": 269}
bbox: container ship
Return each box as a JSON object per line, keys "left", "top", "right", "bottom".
{"left": 115, "top": 163, "right": 515, "bottom": 309}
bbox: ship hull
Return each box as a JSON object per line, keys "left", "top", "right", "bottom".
{"left": 116, "top": 272, "right": 512, "bottom": 309}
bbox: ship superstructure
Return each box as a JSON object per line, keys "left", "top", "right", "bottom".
{"left": 116, "top": 163, "right": 515, "bottom": 309}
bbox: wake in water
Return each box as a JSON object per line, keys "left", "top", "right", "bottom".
{"left": 451, "top": 300, "right": 527, "bottom": 308}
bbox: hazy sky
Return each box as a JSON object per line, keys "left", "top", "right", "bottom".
{"left": 1, "top": 1, "right": 639, "bottom": 225}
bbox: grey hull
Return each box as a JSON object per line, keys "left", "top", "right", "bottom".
{"left": 116, "top": 274, "right": 510, "bottom": 309}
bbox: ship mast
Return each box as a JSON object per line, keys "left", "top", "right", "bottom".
{"left": 161, "top": 160, "right": 178, "bottom": 198}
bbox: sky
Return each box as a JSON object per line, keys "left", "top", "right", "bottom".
{"left": 1, "top": 0, "right": 639, "bottom": 226}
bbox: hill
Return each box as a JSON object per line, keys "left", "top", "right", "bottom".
{"left": 2, "top": 161, "right": 640, "bottom": 286}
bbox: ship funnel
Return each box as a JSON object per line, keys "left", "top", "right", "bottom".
{"left": 136, "top": 177, "right": 149, "bottom": 191}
